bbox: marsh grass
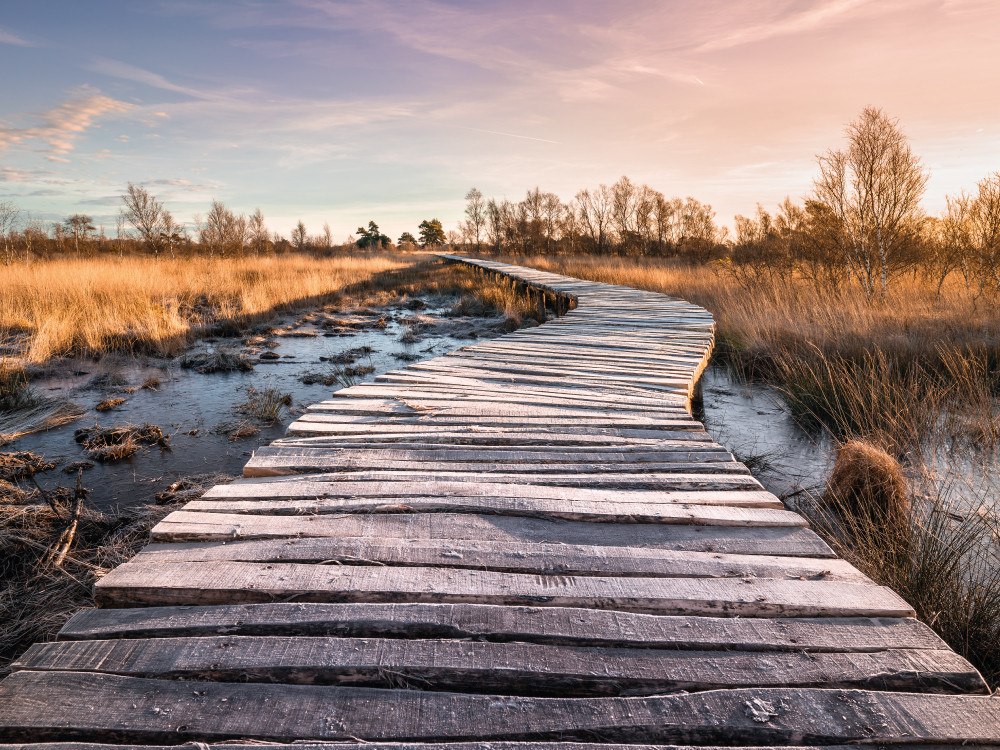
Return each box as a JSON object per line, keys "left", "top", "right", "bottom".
{"left": 494, "top": 254, "right": 1000, "bottom": 453}
{"left": 180, "top": 346, "right": 254, "bottom": 374}
{"left": 0, "top": 253, "right": 412, "bottom": 364}
{"left": 1, "top": 471, "right": 234, "bottom": 674}
{"left": 73, "top": 423, "right": 169, "bottom": 462}
{"left": 808, "top": 464, "right": 1000, "bottom": 688}
{"left": 236, "top": 386, "right": 293, "bottom": 422}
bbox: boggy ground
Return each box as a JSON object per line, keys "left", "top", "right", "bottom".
{"left": 0, "top": 255, "right": 541, "bottom": 674}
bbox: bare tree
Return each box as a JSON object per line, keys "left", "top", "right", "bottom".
{"left": 967, "top": 173, "right": 1000, "bottom": 293}
{"left": 321, "top": 222, "right": 333, "bottom": 251}
{"left": 575, "top": 185, "right": 612, "bottom": 253}
{"left": 464, "top": 188, "right": 486, "bottom": 251}
{"left": 815, "top": 107, "right": 928, "bottom": 300}
{"left": 249, "top": 209, "right": 269, "bottom": 255}
{"left": 115, "top": 211, "right": 128, "bottom": 259}
{"left": 159, "top": 210, "right": 185, "bottom": 260}
{"left": 291, "top": 220, "right": 308, "bottom": 251}
{"left": 63, "top": 214, "right": 96, "bottom": 256}
{"left": 121, "top": 183, "right": 165, "bottom": 258}
{"left": 200, "top": 200, "right": 247, "bottom": 258}
{"left": 0, "top": 201, "right": 21, "bottom": 266}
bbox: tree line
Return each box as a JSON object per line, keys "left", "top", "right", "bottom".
{"left": 0, "top": 188, "right": 451, "bottom": 263}
{"left": 458, "top": 181, "right": 722, "bottom": 258}
{"left": 2, "top": 105, "right": 997, "bottom": 303}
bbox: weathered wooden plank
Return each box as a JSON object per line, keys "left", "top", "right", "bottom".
{"left": 254, "top": 444, "right": 737, "bottom": 463}
{"left": 149, "top": 511, "right": 828, "bottom": 554}
{"left": 306, "top": 400, "right": 691, "bottom": 418}
{"left": 94, "top": 560, "right": 914, "bottom": 617}
{"left": 3, "top": 672, "right": 1000, "bottom": 744}
{"left": 292, "top": 412, "right": 700, "bottom": 429}
{"left": 180, "top": 497, "right": 798, "bottom": 527}
{"left": 183, "top": 497, "right": 790, "bottom": 524}
{"left": 57, "top": 603, "right": 950, "bottom": 653}
{"left": 15, "top": 636, "right": 984, "bottom": 695}
{"left": 204, "top": 478, "right": 780, "bottom": 508}
{"left": 240, "top": 468, "right": 760, "bottom": 491}
{"left": 242, "top": 456, "right": 751, "bottom": 477}
{"left": 337, "top": 383, "right": 690, "bottom": 409}
{"left": 283, "top": 424, "right": 714, "bottom": 443}
{"left": 127, "top": 537, "right": 866, "bottom": 581}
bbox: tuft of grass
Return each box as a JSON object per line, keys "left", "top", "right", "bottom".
{"left": 236, "top": 386, "right": 292, "bottom": 423}
{"left": 806, "top": 451, "right": 1000, "bottom": 689}
{"left": 180, "top": 346, "right": 254, "bottom": 374}
{"left": 73, "top": 423, "right": 168, "bottom": 462}
{"left": 95, "top": 397, "right": 126, "bottom": 412}
{"left": 0, "top": 364, "right": 37, "bottom": 413}
{"left": 0, "top": 451, "right": 55, "bottom": 482}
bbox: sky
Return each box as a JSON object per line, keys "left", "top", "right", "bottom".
{"left": 1, "top": 0, "right": 999, "bottom": 239}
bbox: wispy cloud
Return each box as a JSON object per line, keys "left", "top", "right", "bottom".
{"left": 88, "top": 58, "right": 216, "bottom": 100}
{"left": 461, "top": 127, "right": 561, "bottom": 145}
{"left": 0, "top": 87, "right": 133, "bottom": 158}
{"left": 695, "top": 0, "right": 871, "bottom": 52}
{"left": 0, "top": 25, "right": 33, "bottom": 47}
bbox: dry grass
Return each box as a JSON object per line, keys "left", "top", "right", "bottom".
{"left": 0, "top": 253, "right": 414, "bottom": 363}
{"left": 94, "top": 397, "right": 126, "bottom": 412}
{"left": 808, "top": 453, "right": 1000, "bottom": 688}
{"left": 824, "top": 440, "right": 909, "bottom": 531}
{"left": 1, "top": 471, "right": 235, "bottom": 674}
{"left": 73, "top": 423, "right": 169, "bottom": 462}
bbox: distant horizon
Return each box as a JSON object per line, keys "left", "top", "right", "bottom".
{"left": 2, "top": 1, "right": 999, "bottom": 239}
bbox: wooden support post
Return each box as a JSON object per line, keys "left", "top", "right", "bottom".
{"left": 535, "top": 289, "right": 546, "bottom": 321}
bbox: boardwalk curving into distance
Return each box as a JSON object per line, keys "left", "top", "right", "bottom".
{"left": 1, "top": 255, "right": 999, "bottom": 747}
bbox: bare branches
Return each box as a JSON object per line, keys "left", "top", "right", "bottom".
{"left": 815, "top": 107, "right": 928, "bottom": 300}
{"left": 120, "top": 183, "right": 165, "bottom": 258}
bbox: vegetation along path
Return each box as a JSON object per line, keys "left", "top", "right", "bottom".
{"left": 1, "top": 256, "right": 998, "bottom": 747}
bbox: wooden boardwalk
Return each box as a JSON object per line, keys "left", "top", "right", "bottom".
{"left": 2, "top": 256, "right": 999, "bottom": 747}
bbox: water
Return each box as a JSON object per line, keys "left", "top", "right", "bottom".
{"left": 698, "top": 364, "right": 834, "bottom": 500}
{"left": 12, "top": 299, "right": 510, "bottom": 512}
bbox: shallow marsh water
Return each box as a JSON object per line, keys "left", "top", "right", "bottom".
{"left": 698, "top": 364, "right": 833, "bottom": 500}
{"left": 12, "top": 297, "right": 511, "bottom": 511}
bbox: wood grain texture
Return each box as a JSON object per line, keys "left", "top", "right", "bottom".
{"left": 15, "top": 636, "right": 985, "bottom": 695}
{"left": 2, "top": 672, "right": 1000, "bottom": 744}
{"left": 94, "top": 560, "right": 915, "bottom": 617}
{"left": 57, "top": 603, "right": 950, "bottom": 652}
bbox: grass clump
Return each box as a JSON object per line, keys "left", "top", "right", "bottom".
{"left": 74, "top": 423, "right": 169, "bottom": 462}
{"left": 0, "top": 364, "right": 37, "bottom": 413}
{"left": 0, "top": 451, "right": 56, "bottom": 482}
{"left": 301, "top": 363, "right": 376, "bottom": 388}
{"left": 95, "top": 397, "right": 126, "bottom": 412}
{"left": 807, "top": 443, "right": 1000, "bottom": 688}
{"left": 180, "top": 346, "right": 253, "bottom": 374}
{"left": 825, "top": 440, "right": 909, "bottom": 525}
{"left": 236, "top": 386, "right": 292, "bottom": 423}
{"left": 0, "top": 363, "right": 83, "bottom": 446}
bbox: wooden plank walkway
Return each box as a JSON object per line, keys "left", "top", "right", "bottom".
{"left": 1, "top": 255, "right": 998, "bottom": 748}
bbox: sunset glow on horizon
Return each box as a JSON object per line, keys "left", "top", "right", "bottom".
{"left": 2, "top": 0, "right": 999, "bottom": 238}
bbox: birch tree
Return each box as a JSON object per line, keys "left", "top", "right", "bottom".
{"left": 815, "top": 107, "right": 928, "bottom": 300}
